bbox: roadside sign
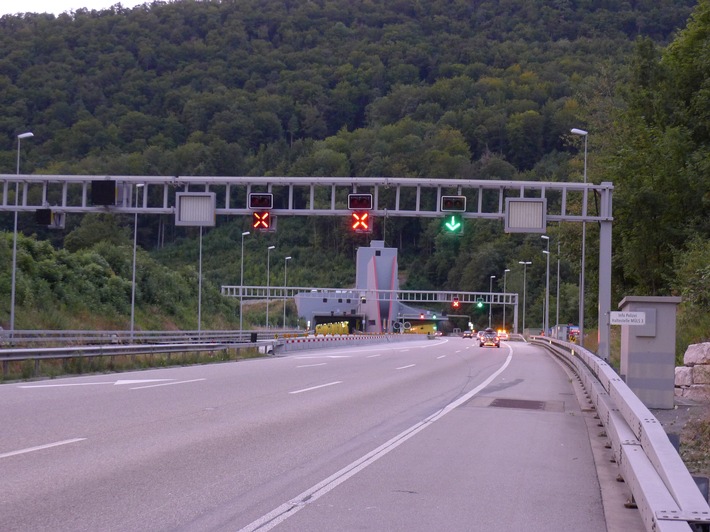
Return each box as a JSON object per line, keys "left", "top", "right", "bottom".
{"left": 610, "top": 311, "right": 646, "bottom": 325}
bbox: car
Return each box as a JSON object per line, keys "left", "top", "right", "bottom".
{"left": 479, "top": 328, "right": 500, "bottom": 348}
{"left": 497, "top": 329, "right": 509, "bottom": 340}
{"left": 462, "top": 330, "right": 473, "bottom": 338}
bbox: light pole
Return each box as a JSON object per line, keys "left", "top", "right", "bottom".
{"left": 240, "top": 231, "right": 249, "bottom": 334}
{"left": 571, "top": 127, "right": 588, "bottom": 347}
{"left": 266, "top": 245, "right": 275, "bottom": 328}
{"left": 502, "top": 268, "right": 510, "bottom": 330}
{"left": 542, "top": 235, "right": 550, "bottom": 336}
{"left": 518, "top": 261, "right": 532, "bottom": 334}
{"left": 488, "top": 275, "right": 496, "bottom": 328}
{"left": 556, "top": 238, "right": 561, "bottom": 339}
{"left": 130, "top": 183, "right": 144, "bottom": 341}
{"left": 10, "top": 132, "right": 33, "bottom": 338}
{"left": 283, "top": 256, "right": 292, "bottom": 329}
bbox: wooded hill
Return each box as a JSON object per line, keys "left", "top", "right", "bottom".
{"left": 0, "top": 0, "right": 708, "bottom": 359}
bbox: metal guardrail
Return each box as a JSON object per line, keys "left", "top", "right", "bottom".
{"left": 0, "top": 329, "right": 276, "bottom": 346}
{"left": 0, "top": 330, "right": 287, "bottom": 378}
{"left": 530, "top": 336, "right": 710, "bottom": 532}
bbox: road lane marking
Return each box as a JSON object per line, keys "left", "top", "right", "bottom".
{"left": 1, "top": 438, "right": 86, "bottom": 459}
{"left": 18, "top": 382, "right": 113, "bottom": 388}
{"left": 367, "top": 354, "right": 382, "bottom": 358}
{"left": 437, "top": 355, "right": 446, "bottom": 359}
{"left": 296, "top": 363, "right": 327, "bottom": 368}
{"left": 130, "top": 378, "right": 205, "bottom": 390}
{"left": 19, "top": 379, "right": 173, "bottom": 389}
{"left": 241, "top": 347, "right": 513, "bottom": 532}
{"left": 396, "top": 364, "right": 416, "bottom": 370}
{"left": 289, "top": 381, "right": 342, "bottom": 395}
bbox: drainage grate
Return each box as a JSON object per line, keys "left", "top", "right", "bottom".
{"left": 489, "top": 398, "right": 547, "bottom": 411}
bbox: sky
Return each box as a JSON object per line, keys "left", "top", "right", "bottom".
{"left": 0, "top": 0, "right": 150, "bottom": 17}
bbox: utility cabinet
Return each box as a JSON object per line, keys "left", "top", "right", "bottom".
{"left": 618, "top": 296, "right": 681, "bottom": 409}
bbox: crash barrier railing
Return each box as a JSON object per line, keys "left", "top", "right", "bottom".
{"left": 0, "top": 329, "right": 279, "bottom": 346}
{"left": 0, "top": 330, "right": 284, "bottom": 379}
{"left": 530, "top": 336, "right": 710, "bottom": 532}
{"left": 275, "top": 332, "right": 426, "bottom": 354}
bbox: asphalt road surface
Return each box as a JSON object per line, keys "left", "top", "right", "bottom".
{"left": 0, "top": 338, "right": 627, "bottom": 531}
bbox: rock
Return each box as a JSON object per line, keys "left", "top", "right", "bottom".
{"left": 676, "top": 365, "right": 694, "bottom": 386}
{"left": 693, "top": 365, "right": 710, "bottom": 385}
{"left": 681, "top": 384, "right": 710, "bottom": 403}
{"left": 684, "top": 343, "right": 710, "bottom": 366}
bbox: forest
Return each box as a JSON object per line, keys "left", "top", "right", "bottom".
{"left": 0, "top": 0, "right": 708, "bottom": 361}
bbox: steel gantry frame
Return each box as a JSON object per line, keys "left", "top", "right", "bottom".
{"left": 0, "top": 174, "right": 613, "bottom": 359}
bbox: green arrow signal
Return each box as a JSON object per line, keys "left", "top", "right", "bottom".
{"left": 444, "top": 214, "right": 462, "bottom": 232}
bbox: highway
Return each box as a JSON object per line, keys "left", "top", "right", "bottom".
{"left": 0, "top": 337, "right": 643, "bottom": 531}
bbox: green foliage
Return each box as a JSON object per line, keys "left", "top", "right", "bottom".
{"left": 0, "top": 0, "right": 707, "bottom": 358}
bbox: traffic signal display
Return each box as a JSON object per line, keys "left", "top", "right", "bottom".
{"left": 91, "top": 180, "right": 116, "bottom": 206}
{"left": 248, "top": 193, "right": 273, "bottom": 209}
{"left": 440, "top": 195, "right": 466, "bottom": 212}
{"left": 351, "top": 211, "right": 372, "bottom": 233}
{"left": 252, "top": 211, "right": 271, "bottom": 231}
{"left": 348, "top": 193, "right": 373, "bottom": 210}
{"left": 443, "top": 213, "right": 464, "bottom": 234}
{"left": 452, "top": 297, "right": 460, "bottom": 309}
{"left": 476, "top": 299, "right": 484, "bottom": 309}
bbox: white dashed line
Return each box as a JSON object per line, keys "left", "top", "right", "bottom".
{"left": 289, "top": 381, "right": 342, "bottom": 394}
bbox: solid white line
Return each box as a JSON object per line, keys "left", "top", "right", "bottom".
{"left": 240, "top": 348, "right": 513, "bottom": 531}
{"left": 289, "top": 381, "right": 342, "bottom": 395}
{"left": 130, "top": 378, "right": 205, "bottom": 390}
{"left": 0, "top": 438, "right": 86, "bottom": 459}
{"left": 18, "top": 382, "right": 112, "bottom": 389}
{"left": 296, "top": 363, "right": 327, "bottom": 368}
{"left": 396, "top": 364, "right": 416, "bottom": 370}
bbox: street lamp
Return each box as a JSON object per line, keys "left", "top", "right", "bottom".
{"left": 130, "top": 183, "right": 145, "bottom": 341}
{"left": 556, "top": 238, "right": 561, "bottom": 339}
{"left": 518, "top": 261, "right": 532, "bottom": 334}
{"left": 283, "top": 256, "right": 292, "bottom": 329}
{"left": 488, "top": 275, "right": 496, "bottom": 328}
{"left": 502, "top": 268, "right": 510, "bottom": 330}
{"left": 571, "top": 127, "right": 588, "bottom": 347}
{"left": 266, "top": 245, "right": 275, "bottom": 328}
{"left": 541, "top": 235, "right": 550, "bottom": 336}
{"left": 10, "top": 132, "right": 34, "bottom": 338}
{"left": 240, "top": 231, "right": 250, "bottom": 334}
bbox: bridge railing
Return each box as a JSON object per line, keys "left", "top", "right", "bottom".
{"left": 530, "top": 336, "right": 710, "bottom": 532}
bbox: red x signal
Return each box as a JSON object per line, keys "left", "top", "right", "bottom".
{"left": 252, "top": 211, "right": 270, "bottom": 230}
{"left": 351, "top": 211, "right": 372, "bottom": 233}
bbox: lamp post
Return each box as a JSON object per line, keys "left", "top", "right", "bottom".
{"left": 266, "top": 245, "right": 275, "bottom": 328}
{"left": 518, "top": 261, "right": 532, "bottom": 334}
{"left": 542, "top": 235, "right": 550, "bottom": 336}
{"left": 502, "top": 268, "right": 510, "bottom": 330}
{"left": 283, "top": 256, "right": 292, "bottom": 329}
{"left": 130, "top": 183, "right": 144, "bottom": 341}
{"left": 10, "top": 132, "right": 34, "bottom": 338}
{"left": 556, "top": 238, "right": 561, "bottom": 339}
{"left": 571, "top": 127, "right": 588, "bottom": 347}
{"left": 488, "top": 275, "right": 496, "bottom": 328}
{"left": 240, "top": 231, "right": 250, "bottom": 334}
